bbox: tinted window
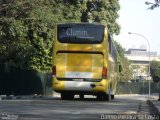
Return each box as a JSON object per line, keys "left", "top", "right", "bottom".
{"left": 108, "top": 34, "right": 117, "bottom": 63}
{"left": 57, "top": 24, "right": 104, "bottom": 44}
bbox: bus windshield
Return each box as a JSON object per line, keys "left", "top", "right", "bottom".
{"left": 57, "top": 24, "right": 104, "bottom": 44}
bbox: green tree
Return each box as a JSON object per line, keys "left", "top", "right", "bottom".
{"left": 150, "top": 61, "right": 160, "bottom": 82}
{"left": 150, "top": 60, "right": 160, "bottom": 101}
{"left": 145, "top": 0, "right": 160, "bottom": 10}
{"left": 113, "top": 40, "right": 133, "bottom": 81}
{"left": 81, "top": 0, "right": 120, "bottom": 35}
{"left": 0, "top": 0, "right": 56, "bottom": 71}
{"left": 0, "top": 0, "right": 120, "bottom": 71}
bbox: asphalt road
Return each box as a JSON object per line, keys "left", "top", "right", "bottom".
{"left": 0, "top": 95, "right": 148, "bottom": 120}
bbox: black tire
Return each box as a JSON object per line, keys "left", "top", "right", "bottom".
{"left": 111, "top": 95, "right": 114, "bottom": 99}
{"left": 97, "top": 94, "right": 103, "bottom": 100}
{"left": 61, "top": 93, "right": 74, "bottom": 100}
{"left": 103, "top": 94, "right": 111, "bottom": 101}
{"left": 80, "top": 94, "right": 84, "bottom": 100}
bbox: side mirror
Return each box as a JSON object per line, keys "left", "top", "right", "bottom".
{"left": 119, "top": 65, "right": 122, "bottom": 73}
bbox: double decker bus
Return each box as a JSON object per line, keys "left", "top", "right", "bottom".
{"left": 52, "top": 23, "right": 119, "bottom": 100}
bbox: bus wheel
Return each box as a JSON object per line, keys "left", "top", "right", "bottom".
{"left": 103, "top": 94, "right": 111, "bottom": 101}
{"left": 79, "top": 94, "right": 84, "bottom": 100}
{"left": 97, "top": 94, "right": 103, "bottom": 100}
{"left": 111, "top": 95, "right": 114, "bottom": 99}
{"left": 61, "top": 93, "right": 74, "bottom": 100}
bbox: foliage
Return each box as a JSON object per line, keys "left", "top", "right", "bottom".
{"left": 81, "top": 0, "right": 120, "bottom": 35}
{"left": 0, "top": 0, "right": 120, "bottom": 71}
{"left": 145, "top": 0, "right": 160, "bottom": 10}
{"left": 0, "top": 0, "right": 56, "bottom": 71}
{"left": 150, "top": 61, "right": 160, "bottom": 82}
{"left": 113, "top": 40, "right": 133, "bottom": 81}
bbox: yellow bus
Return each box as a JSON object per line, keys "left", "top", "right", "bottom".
{"left": 52, "top": 23, "right": 119, "bottom": 100}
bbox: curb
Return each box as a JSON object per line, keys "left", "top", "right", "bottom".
{"left": 147, "top": 100, "right": 160, "bottom": 115}
{"left": 0, "top": 95, "right": 55, "bottom": 100}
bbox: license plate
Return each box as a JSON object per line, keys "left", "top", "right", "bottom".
{"left": 65, "top": 72, "right": 93, "bottom": 78}
{"left": 72, "top": 79, "right": 84, "bottom": 81}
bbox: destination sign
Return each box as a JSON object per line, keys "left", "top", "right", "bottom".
{"left": 66, "top": 28, "right": 88, "bottom": 37}
{"left": 57, "top": 24, "right": 104, "bottom": 44}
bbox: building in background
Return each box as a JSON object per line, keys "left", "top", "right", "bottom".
{"left": 125, "top": 48, "right": 160, "bottom": 81}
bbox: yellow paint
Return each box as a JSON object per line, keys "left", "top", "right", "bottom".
{"left": 52, "top": 23, "right": 117, "bottom": 95}
{"left": 52, "top": 79, "right": 65, "bottom": 90}
{"left": 67, "top": 53, "right": 92, "bottom": 72}
{"left": 92, "top": 80, "right": 108, "bottom": 92}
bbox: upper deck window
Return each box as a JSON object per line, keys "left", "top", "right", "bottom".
{"left": 57, "top": 24, "right": 104, "bottom": 44}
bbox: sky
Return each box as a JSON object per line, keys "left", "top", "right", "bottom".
{"left": 114, "top": 0, "right": 160, "bottom": 53}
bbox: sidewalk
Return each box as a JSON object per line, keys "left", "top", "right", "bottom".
{"left": 147, "top": 94, "right": 160, "bottom": 115}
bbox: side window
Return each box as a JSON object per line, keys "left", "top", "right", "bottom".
{"left": 108, "top": 34, "right": 112, "bottom": 54}
{"left": 108, "top": 34, "right": 117, "bottom": 63}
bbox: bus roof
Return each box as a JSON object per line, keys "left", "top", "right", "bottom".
{"left": 57, "top": 22, "right": 105, "bottom": 27}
